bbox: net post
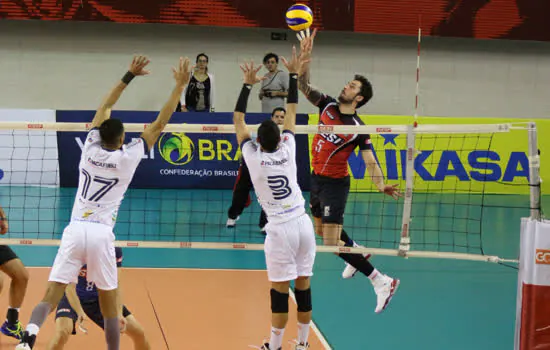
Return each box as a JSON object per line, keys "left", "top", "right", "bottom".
{"left": 528, "top": 122, "right": 541, "bottom": 221}
{"left": 398, "top": 124, "right": 415, "bottom": 257}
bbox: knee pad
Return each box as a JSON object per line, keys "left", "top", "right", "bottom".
{"left": 270, "top": 289, "right": 289, "bottom": 314}
{"left": 295, "top": 288, "right": 312, "bottom": 313}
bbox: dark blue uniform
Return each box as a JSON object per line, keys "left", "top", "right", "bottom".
{"left": 55, "top": 247, "right": 131, "bottom": 333}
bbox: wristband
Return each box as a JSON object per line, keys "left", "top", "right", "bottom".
{"left": 287, "top": 73, "right": 298, "bottom": 104}
{"left": 121, "top": 71, "right": 135, "bottom": 85}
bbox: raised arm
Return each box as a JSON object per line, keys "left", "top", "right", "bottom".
{"left": 91, "top": 56, "right": 151, "bottom": 129}
{"left": 296, "top": 29, "right": 324, "bottom": 107}
{"left": 141, "top": 57, "right": 191, "bottom": 151}
{"left": 233, "top": 61, "right": 264, "bottom": 146}
{"left": 281, "top": 46, "right": 309, "bottom": 133}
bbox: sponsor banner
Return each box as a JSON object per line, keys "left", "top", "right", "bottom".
{"left": 0, "top": 109, "right": 58, "bottom": 186}
{"left": 308, "top": 114, "right": 548, "bottom": 194}
{"left": 56, "top": 111, "right": 310, "bottom": 190}
{"left": 515, "top": 218, "right": 550, "bottom": 350}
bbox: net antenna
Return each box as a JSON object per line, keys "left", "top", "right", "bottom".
{"left": 398, "top": 17, "right": 422, "bottom": 258}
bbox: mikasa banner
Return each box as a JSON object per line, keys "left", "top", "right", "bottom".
{"left": 515, "top": 218, "right": 550, "bottom": 349}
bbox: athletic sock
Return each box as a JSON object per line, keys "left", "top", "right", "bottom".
{"left": 104, "top": 317, "right": 120, "bottom": 350}
{"left": 6, "top": 307, "right": 19, "bottom": 325}
{"left": 297, "top": 322, "right": 310, "bottom": 345}
{"left": 27, "top": 302, "right": 50, "bottom": 333}
{"left": 269, "top": 327, "right": 285, "bottom": 350}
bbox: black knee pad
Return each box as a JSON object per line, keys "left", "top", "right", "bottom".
{"left": 270, "top": 289, "right": 289, "bottom": 314}
{"left": 295, "top": 288, "right": 312, "bottom": 313}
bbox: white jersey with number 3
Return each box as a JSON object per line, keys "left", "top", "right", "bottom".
{"left": 241, "top": 130, "right": 305, "bottom": 224}
{"left": 71, "top": 128, "right": 146, "bottom": 228}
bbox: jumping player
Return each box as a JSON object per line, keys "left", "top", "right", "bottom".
{"left": 226, "top": 107, "right": 286, "bottom": 233}
{"left": 17, "top": 55, "right": 191, "bottom": 350}
{"left": 47, "top": 247, "right": 150, "bottom": 350}
{"left": 235, "top": 50, "right": 314, "bottom": 350}
{"left": 0, "top": 205, "right": 29, "bottom": 340}
{"left": 298, "top": 30, "right": 402, "bottom": 313}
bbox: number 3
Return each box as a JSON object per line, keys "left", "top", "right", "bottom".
{"left": 268, "top": 175, "right": 292, "bottom": 200}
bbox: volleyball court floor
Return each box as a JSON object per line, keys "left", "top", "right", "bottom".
{"left": 0, "top": 189, "right": 528, "bottom": 349}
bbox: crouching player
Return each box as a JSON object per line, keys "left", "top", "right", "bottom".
{"left": 47, "top": 247, "right": 150, "bottom": 350}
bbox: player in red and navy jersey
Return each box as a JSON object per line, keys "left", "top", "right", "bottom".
{"left": 298, "top": 30, "right": 402, "bottom": 313}
{"left": 47, "top": 247, "right": 150, "bottom": 350}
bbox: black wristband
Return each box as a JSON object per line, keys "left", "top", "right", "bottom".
{"left": 121, "top": 71, "right": 135, "bottom": 85}
{"left": 287, "top": 73, "right": 298, "bottom": 104}
{"left": 235, "top": 84, "right": 252, "bottom": 113}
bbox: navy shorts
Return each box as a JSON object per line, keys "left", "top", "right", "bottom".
{"left": 0, "top": 245, "right": 18, "bottom": 266}
{"left": 56, "top": 295, "right": 131, "bottom": 334}
{"left": 309, "top": 173, "right": 350, "bottom": 224}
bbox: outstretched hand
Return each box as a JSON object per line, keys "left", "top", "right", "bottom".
{"left": 298, "top": 28, "right": 317, "bottom": 61}
{"left": 172, "top": 57, "right": 191, "bottom": 86}
{"left": 129, "top": 55, "right": 151, "bottom": 76}
{"left": 281, "top": 45, "right": 311, "bottom": 75}
{"left": 383, "top": 184, "right": 403, "bottom": 200}
{"left": 240, "top": 61, "right": 265, "bottom": 85}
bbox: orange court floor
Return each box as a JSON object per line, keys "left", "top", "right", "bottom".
{"left": 0, "top": 268, "right": 327, "bottom": 350}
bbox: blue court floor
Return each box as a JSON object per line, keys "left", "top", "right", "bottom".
{"left": 3, "top": 188, "right": 542, "bottom": 349}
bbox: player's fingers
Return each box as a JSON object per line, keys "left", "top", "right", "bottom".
{"left": 280, "top": 56, "right": 288, "bottom": 67}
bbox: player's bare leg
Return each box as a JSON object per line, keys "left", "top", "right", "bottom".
{"left": 17, "top": 281, "right": 68, "bottom": 349}
{"left": 1, "top": 258, "right": 29, "bottom": 340}
{"left": 262, "top": 281, "right": 290, "bottom": 350}
{"left": 46, "top": 317, "right": 73, "bottom": 350}
{"left": 294, "top": 277, "right": 312, "bottom": 349}
{"left": 98, "top": 289, "right": 120, "bottom": 350}
{"left": 125, "top": 315, "right": 151, "bottom": 350}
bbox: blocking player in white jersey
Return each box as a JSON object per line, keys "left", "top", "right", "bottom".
{"left": 234, "top": 49, "right": 314, "bottom": 350}
{"left": 17, "top": 55, "right": 191, "bottom": 350}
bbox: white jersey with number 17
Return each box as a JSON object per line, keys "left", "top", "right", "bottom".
{"left": 71, "top": 128, "right": 146, "bottom": 228}
{"left": 241, "top": 130, "right": 306, "bottom": 225}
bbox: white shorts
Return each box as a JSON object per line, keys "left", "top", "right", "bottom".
{"left": 264, "top": 214, "right": 316, "bottom": 282}
{"left": 49, "top": 221, "right": 117, "bottom": 291}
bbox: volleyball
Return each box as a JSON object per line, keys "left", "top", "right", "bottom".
{"left": 285, "top": 4, "right": 313, "bottom": 32}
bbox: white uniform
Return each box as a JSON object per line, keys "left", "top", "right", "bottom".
{"left": 49, "top": 128, "right": 145, "bottom": 290}
{"left": 242, "top": 130, "right": 316, "bottom": 282}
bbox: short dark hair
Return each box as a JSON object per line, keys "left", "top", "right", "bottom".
{"left": 196, "top": 53, "right": 209, "bottom": 63}
{"left": 257, "top": 119, "right": 280, "bottom": 152}
{"left": 271, "top": 107, "right": 286, "bottom": 117}
{"left": 99, "top": 119, "right": 124, "bottom": 147}
{"left": 354, "top": 74, "right": 373, "bottom": 109}
{"left": 263, "top": 53, "right": 279, "bottom": 64}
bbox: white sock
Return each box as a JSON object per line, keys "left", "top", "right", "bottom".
{"left": 8, "top": 306, "right": 20, "bottom": 312}
{"left": 269, "top": 327, "right": 285, "bottom": 350}
{"left": 26, "top": 323, "right": 39, "bottom": 336}
{"left": 297, "top": 322, "right": 310, "bottom": 345}
{"left": 368, "top": 269, "right": 384, "bottom": 284}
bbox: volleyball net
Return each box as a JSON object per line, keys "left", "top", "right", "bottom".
{"left": 0, "top": 121, "right": 541, "bottom": 264}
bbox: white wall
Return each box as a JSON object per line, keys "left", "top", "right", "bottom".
{"left": 1, "top": 19, "right": 550, "bottom": 118}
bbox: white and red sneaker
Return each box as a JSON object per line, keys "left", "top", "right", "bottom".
{"left": 373, "top": 275, "right": 400, "bottom": 313}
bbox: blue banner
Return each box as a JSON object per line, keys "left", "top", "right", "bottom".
{"left": 56, "top": 111, "right": 311, "bottom": 190}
